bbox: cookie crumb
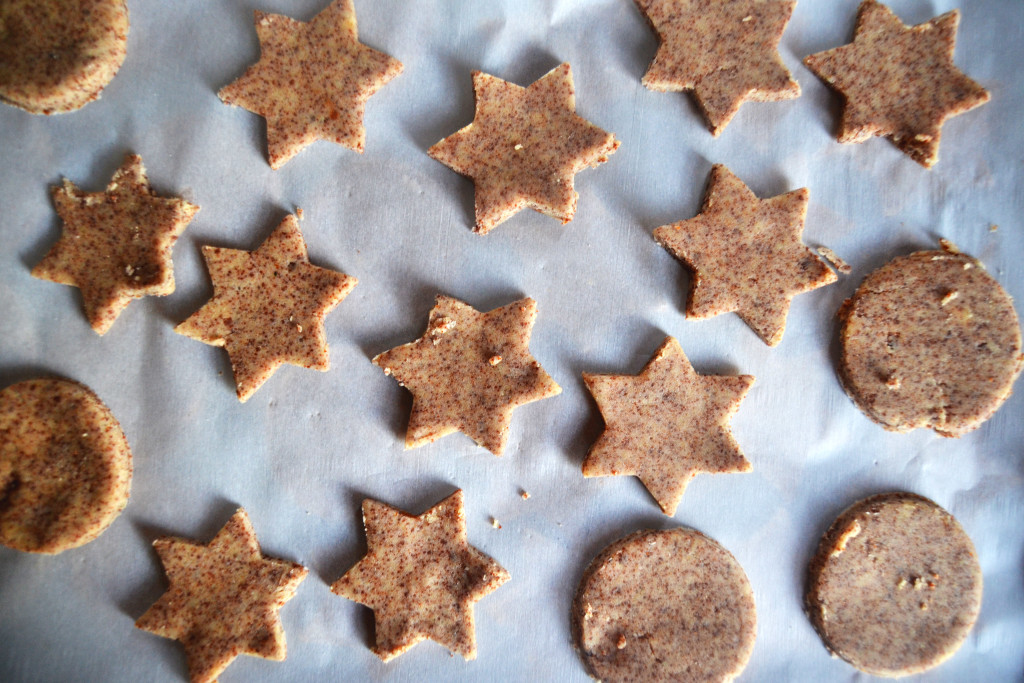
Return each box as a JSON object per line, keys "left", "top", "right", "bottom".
{"left": 989, "top": 224, "right": 998, "bottom": 232}
{"left": 488, "top": 355, "right": 502, "bottom": 366}
{"left": 491, "top": 517, "right": 501, "bottom": 529}
{"left": 940, "top": 290, "right": 959, "bottom": 306}
{"left": 296, "top": 207, "right": 304, "bottom": 219}
{"left": 520, "top": 490, "right": 530, "bottom": 500}
{"left": 818, "top": 246, "right": 852, "bottom": 274}
{"left": 616, "top": 634, "right": 628, "bottom": 649}
{"left": 939, "top": 238, "right": 961, "bottom": 254}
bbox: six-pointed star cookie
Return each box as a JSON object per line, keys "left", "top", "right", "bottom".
{"left": 804, "top": 0, "right": 990, "bottom": 168}
{"left": 136, "top": 508, "right": 308, "bottom": 683}
{"left": 332, "top": 489, "right": 510, "bottom": 661}
{"left": 175, "top": 213, "right": 357, "bottom": 402}
{"left": 219, "top": 0, "right": 403, "bottom": 169}
{"left": 428, "top": 63, "right": 619, "bottom": 234}
{"left": 654, "top": 164, "right": 837, "bottom": 346}
{"left": 634, "top": 0, "right": 800, "bottom": 135}
{"left": 373, "top": 295, "right": 561, "bottom": 455}
{"left": 583, "top": 337, "right": 753, "bottom": 516}
{"left": 31, "top": 154, "right": 199, "bottom": 334}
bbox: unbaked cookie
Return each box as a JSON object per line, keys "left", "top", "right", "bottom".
{"left": 0, "top": 378, "right": 132, "bottom": 554}
{"left": 0, "top": 0, "right": 129, "bottom": 114}
{"left": 805, "top": 492, "right": 982, "bottom": 676}
{"left": 839, "top": 248, "right": 1023, "bottom": 436}
{"left": 572, "top": 527, "right": 756, "bottom": 682}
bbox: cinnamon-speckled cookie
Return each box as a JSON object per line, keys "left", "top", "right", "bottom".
{"left": 805, "top": 492, "right": 982, "bottom": 677}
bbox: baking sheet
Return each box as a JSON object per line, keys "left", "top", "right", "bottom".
{"left": 1, "top": 0, "right": 1022, "bottom": 680}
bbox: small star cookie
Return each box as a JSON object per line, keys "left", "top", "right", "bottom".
{"left": 583, "top": 337, "right": 753, "bottom": 516}
{"left": 654, "top": 164, "right": 837, "bottom": 346}
{"left": 373, "top": 295, "right": 561, "bottom": 455}
{"left": 136, "top": 508, "right": 308, "bottom": 683}
{"left": 175, "top": 213, "right": 357, "bottom": 402}
{"left": 219, "top": 0, "right": 403, "bottom": 169}
{"left": 804, "top": 0, "right": 990, "bottom": 167}
{"left": 634, "top": 0, "right": 800, "bottom": 135}
{"left": 32, "top": 154, "right": 199, "bottom": 335}
{"left": 428, "top": 63, "right": 619, "bottom": 234}
{"left": 332, "top": 489, "right": 510, "bottom": 661}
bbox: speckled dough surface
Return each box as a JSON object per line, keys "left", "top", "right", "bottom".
{"left": 136, "top": 508, "right": 308, "bottom": 683}
{"left": 583, "top": 336, "right": 753, "bottom": 516}
{"left": 429, "top": 63, "right": 619, "bottom": 234}
{"left": 805, "top": 493, "right": 982, "bottom": 677}
{"left": 373, "top": 295, "right": 561, "bottom": 455}
{"left": 32, "top": 154, "right": 199, "bottom": 335}
{"left": 331, "top": 490, "right": 510, "bottom": 661}
{"left": 175, "top": 213, "right": 358, "bottom": 402}
{"left": 654, "top": 164, "right": 837, "bottom": 345}
{"left": 572, "top": 527, "right": 756, "bottom": 683}
{"left": 0, "top": 0, "right": 128, "bottom": 114}
{"left": 839, "top": 248, "right": 1023, "bottom": 436}
{"left": 219, "top": 0, "right": 403, "bottom": 169}
{"left": 804, "top": 0, "right": 989, "bottom": 168}
{"left": 634, "top": 0, "right": 800, "bottom": 135}
{"left": 0, "top": 378, "right": 131, "bottom": 554}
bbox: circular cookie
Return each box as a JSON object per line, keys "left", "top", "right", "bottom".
{"left": 572, "top": 528, "right": 756, "bottom": 683}
{"left": 0, "top": 0, "right": 129, "bottom": 114}
{"left": 0, "top": 378, "right": 132, "bottom": 553}
{"left": 805, "top": 492, "right": 982, "bottom": 677}
{"left": 839, "top": 248, "right": 1023, "bottom": 436}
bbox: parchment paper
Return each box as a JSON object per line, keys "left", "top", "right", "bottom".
{"left": 1, "top": 0, "right": 1022, "bottom": 681}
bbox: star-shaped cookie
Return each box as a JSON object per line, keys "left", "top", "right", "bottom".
{"left": 219, "top": 0, "right": 403, "bottom": 169}
{"left": 654, "top": 164, "right": 837, "bottom": 346}
{"left": 373, "top": 295, "right": 561, "bottom": 455}
{"left": 136, "top": 508, "right": 308, "bottom": 683}
{"left": 634, "top": 0, "right": 800, "bottom": 135}
{"left": 175, "top": 213, "right": 357, "bottom": 402}
{"left": 332, "top": 489, "right": 510, "bottom": 661}
{"left": 583, "top": 337, "right": 753, "bottom": 516}
{"left": 804, "top": 0, "right": 990, "bottom": 167}
{"left": 428, "top": 63, "right": 619, "bottom": 234}
{"left": 31, "top": 154, "right": 199, "bottom": 334}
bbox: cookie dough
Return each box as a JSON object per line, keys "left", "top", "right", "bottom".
{"left": 0, "top": 0, "right": 128, "bottom": 114}
{"left": 573, "top": 527, "right": 756, "bottom": 682}
{"left": 805, "top": 492, "right": 982, "bottom": 676}
{"left": 839, "top": 248, "right": 1023, "bottom": 436}
{"left": 0, "top": 378, "right": 131, "bottom": 554}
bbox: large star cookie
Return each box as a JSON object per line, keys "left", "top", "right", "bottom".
{"left": 804, "top": 0, "right": 989, "bottom": 167}
{"left": 634, "top": 0, "right": 800, "bottom": 135}
{"left": 332, "top": 489, "right": 510, "bottom": 661}
{"left": 176, "top": 214, "right": 357, "bottom": 402}
{"left": 583, "top": 337, "right": 753, "bottom": 516}
{"left": 219, "top": 0, "right": 403, "bottom": 169}
{"left": 428, "top": 63, "right": 619, "bottom": 234}
{"left": 373, "top": 295, "right": 561, "bottom": 455}
{"left": 136, "top": 509, "right": 307, "bottom": 683}
{"left": 654, "top": 164, "right": 837, "bottom": 346}
{"left": 32, "top": 154, "right": 199, "bottom": 335}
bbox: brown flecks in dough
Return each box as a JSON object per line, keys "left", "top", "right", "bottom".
{"left": 634, "top": 0, "right": 800, "bottom": 135}
{"left": 175, "top": 214, "right": 357, "bottom": 402}
{"left": 136, "top": 509, "right": 308, "bottom": 683}
{"left": 373, "top": 295, "right": 561, "bottom": 455}
{"left": 0, "top": 378, "right": 131, "bottom": 554}
{"left": 839, "top": 249, "right": 1022, "bottom": 436}
{"left": 331, "top": 490, "right": 509, "bottom": 662}
{"left": 654, "top": 164, "right": 837, "bottom": 346}
{"left": 572, "top": 527, "right": 756, "bottom": 682}
{"left": 582, "top": 336, "right": 753, "bottom": 516}
{"left": 804, "top": 0, "right": 989, "bottom": 168}
{"left": 805, "top": 492, "right": 982, "bottom": 677}
{"left": 219, "top": 0, "right": 402, "bottom": 169}
{"left": 0, "top": 0, "right": 129, "bottom": 114}
{"left": 32, "top": 154, "right": 199, "bottom": 334}
{"left": 428, "top": 63, "right": 619, "bottom": 234}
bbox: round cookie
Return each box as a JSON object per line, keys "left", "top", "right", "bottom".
{"left": 0, "top": 0, "right": 129, "bottom": 114}
{"left": 0, "top": 378, "right": 132, "bottom": 553}
{"left": 839, "top": 248, "right": 1023, "bottom": 437}
{"left": 572, "top": 527, "right": 756, "bottom": 683}
{"left": 805, "top": 492, "right": 982, "bottom": 677}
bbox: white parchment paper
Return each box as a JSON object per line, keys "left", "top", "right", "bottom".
{"left": 1, "top": 0, "right": 1022, "bottom": 681}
